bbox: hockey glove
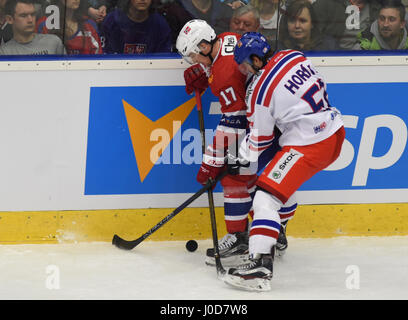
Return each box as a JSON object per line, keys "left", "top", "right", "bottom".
{"left": 184, "top": 64, "right": 209, "bottom": 95}
{"left": 196, "top": 163, "right": 224, "bottom": 188}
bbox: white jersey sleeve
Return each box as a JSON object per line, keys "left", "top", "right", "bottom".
{"left": 239, "top": 102, "right": 277, "bottom": 163}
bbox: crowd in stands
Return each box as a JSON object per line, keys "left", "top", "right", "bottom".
{"left": 0, "top": 0, "right": 407, "bottom": 56}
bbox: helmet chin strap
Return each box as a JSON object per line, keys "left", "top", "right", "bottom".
{"left": 199, "top": 39, "right": 217, "bottom": 63}
{"left": 200, "top": 50, "right": 214, "bottom": 63}
{"left": 200, "top": 44, "right": 214, "bottom": 64}
{"left": 252, "top": 63, "right": 261, "bottom": 73}
{"left": 247, "top": 56, "right": 265, "bottom": 74}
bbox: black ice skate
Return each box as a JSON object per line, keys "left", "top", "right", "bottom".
{"left": 276, "top": 221, "right": 288, "bottom": 257}
{"left": 205, "top": 232, "right": 250, "bottom": 267}
{"left": 223, "top": 248, "right": 275, "bottom": 292}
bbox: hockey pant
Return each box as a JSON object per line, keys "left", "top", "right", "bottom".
{"left": 249, "top": 127, "right": 345, "bottom": 254}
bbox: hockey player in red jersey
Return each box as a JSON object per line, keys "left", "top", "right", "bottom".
{"left": 223, "top": 32, "right": 345, "bottom": 291}
{"left": 176, "top": 20, "right": 297, "bottom": 267}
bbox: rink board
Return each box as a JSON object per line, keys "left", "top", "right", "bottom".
{"left": 1, "top": 204, "right": 408, "bottom": 244}
{"left": 0, "top": 54, "right": 407, "bottom": 243}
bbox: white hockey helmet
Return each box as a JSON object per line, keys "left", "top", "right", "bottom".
{"left": 176, "top": 19, "right": 217, "bottom": 64}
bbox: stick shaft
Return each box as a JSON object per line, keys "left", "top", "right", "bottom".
{"left": 140, "top": 178, "right": 217, "bottom": 240}
{"left": 195, "top": 90, "right": 225, "bottom": 275}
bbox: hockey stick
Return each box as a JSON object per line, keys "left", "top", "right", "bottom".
{"left": 195, "top": 89, "right": 226, "bottom": 276}
{"left": 112, "top": 170, "right": 228, "bottom": 251}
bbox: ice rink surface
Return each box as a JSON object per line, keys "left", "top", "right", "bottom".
{"left": 1, "top": 236, "right": 408, "bottom": 301}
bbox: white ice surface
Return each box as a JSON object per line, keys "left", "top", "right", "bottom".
{"left": 1, "top": 236, "right": 408, "bottom": 300}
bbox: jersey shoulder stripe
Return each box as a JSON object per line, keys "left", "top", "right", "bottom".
{"left": 252, "top": 50, "right": 305, "bottom": 107}
{"left": 262, "top": 55, "right": 307, "bottom": 106}
{"left": 248, "top": 51, "right": 299, "bottom": 116}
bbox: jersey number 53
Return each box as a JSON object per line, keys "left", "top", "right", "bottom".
{"left": 301, "top": 78, "right": 331, "bottom": 113}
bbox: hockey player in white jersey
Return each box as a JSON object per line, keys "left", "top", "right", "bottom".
{"left": 223, "top": 32, "right": 345, "bottom": 291}
{"left": 176, "top": 20, "right": 297, "bottom": 267}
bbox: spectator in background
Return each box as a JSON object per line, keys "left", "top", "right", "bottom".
{"left": 87, "top": 0, "right": 108, "bottom": 50}
{"left": 178, "top": 0, "right": 233, "bottom": 34}
{"left": 102, "top": 0, "right": 172, "bottom": 54}
{"left": 223, "top": 0, "right": 247, "bottom": 9}
{"left": 229, "top": 4, "right": 260, "bottom": 34}
{"left": 286, "top": 0, "right": 316, "bottom": 4}
{"left": 278, "top": 0, "right": 338, "bottom": 51}
{"left": 0, "top": 0, "right": 13, "bottom": 44}
{"left": 358, "top": 0, "right": 408, "bottom": 49}
{"left": 88, "top": 0, "right": 108, "bottom": 25}
{"left": 34, "top": 0, "right": 48, "bottom": 17}
{"left": 154, "top": 0, "right": 194, "bottom": 52}
{"left": 37, "top": 0, "right": 103, "bottom": 54}
{"left": 313, "top": 0, "right": 381, "bottom": 50}
{"left": 250, "top": 0, "right": 286, "bottom": 45}
{"left": 104, "top": 0, "right": 120, "bottom": 12}
{"left": 0, "top": 0, "right": 66, "bottom": 54}
{"left": 403, "top": 0, "right": 408, "bottom": 25}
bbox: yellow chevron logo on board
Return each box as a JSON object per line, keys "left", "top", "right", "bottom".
{"left": 122, "top": 96, "right": 198, "bottom": 182}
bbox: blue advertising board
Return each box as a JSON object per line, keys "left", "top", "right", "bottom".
{"left": 85, "top": 83, "right": 408, "bottom": 195}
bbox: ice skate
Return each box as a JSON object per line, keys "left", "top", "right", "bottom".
{"left": 276, "top": 221, "right": 288, "bottom": 257}
{"left": 223, "top": 248, "right": 274, "bottom": 292}
{"left": 205, "top": 231, "right": 250, "bottom": 267}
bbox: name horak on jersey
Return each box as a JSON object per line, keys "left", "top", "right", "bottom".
{"left": 284, "top": 63, "right": 316, "bottom": 94}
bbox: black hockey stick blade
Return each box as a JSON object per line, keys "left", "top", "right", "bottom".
{"left": 112, "top": 234, "right": 144, "bottom": 250}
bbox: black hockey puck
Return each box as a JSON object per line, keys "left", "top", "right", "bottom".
{"left": 186, "top": 240, "right": 198, "bottom": 252}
